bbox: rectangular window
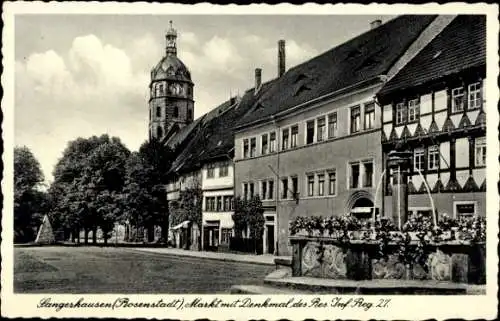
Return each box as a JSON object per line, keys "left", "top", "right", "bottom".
{"left": 364, "top": 102, "right": 376, "bottom": 129}
{"left": 351, "top": 106, "right": 361, "bottom": 133}
{"left": 249, "top": 182, "right": 255, "bottom": 199}
{"left": 291, "top": 176, "right": 298, "bottom": 197}
{"left": 243, "top": 183, "right": 248, "bottom": 200}
{"left": 451, "top": 87, "right": 465, "bottom": 113}
{"left": 261, "top": 134, "right": 268, "bottom": 155}
{"left": 230, "top": 196, "right": 234, "bottom": 210}
{"left": 291, "top": 125, "right": 299, "bottom": 148}
{"left": 317, "top": 117, "right": 326, "bottom": 142}
{"left": 350, "top": 163, "right": 360, "bottom": 188}
{"left": 328, "top": 112, "right": 338, "bottom": 138}
{"left": 307, "top": 175, "right": 315, "bottom": 196}
{"left": 250, "top": 138, "right": 256, "bottom": 157}
{"left": 281, "top": 178, "right": 288, "bottom": 199}
{"left": 269, "top": 132, "right": 276, "bottom": 153}
{"left": 243, "top": 139, "right": 249, "bottom": 158}
{"left": 224, "top": 196, "right": 231, "bottom": 211}
{"left": 408, "top": 98, "right": 420, "bottom": 122}
{"left": 318, "top": 174, "right": 325, "bottom": 196}
{"left": 221, "top": 228, "right": 232, "bottom": 245}
{"left": 207, "top": 164, "right": 215, "bottom": 178}
{"left": 363, "top": 161, "right": 373, "bottom": 188}
{"left": 219, "top": 162, "right": 229, "bottom": 177}
{"left": 468, "top": 82, "right": 482, "bottom": 110}
{"left": 282, "top": 128, "right": 289, "bottom": 151}
{"left": 328, "top": 171, "right": 336, "bottom": 195}
{"left": 268, "top": 180, "right": 274, "bottom": 200}
{"left": 205, "top": 197, "right": 210, "bottom": 211}
{"left": 306, "top": 121, "right": 315, "bottom": 144}
{"left": 216, "top": 196, "right": 223, "bottom": 212}
{"left": 428, "top": 146, "right": 440, "bottom": 170}
{"left": 414, "top": 148, "right": 425, "bottom": 172}
{"left": 261, "top": 181, "right": 267, "bottom": 200}
{"left": 475, "top": 137, "right": 486, "bottom": 166}
{"left": 455, "top": 202, "right": 476, "bottom": 218}
{"left": 395, "top": 102, "right": 406, "bottom": 125}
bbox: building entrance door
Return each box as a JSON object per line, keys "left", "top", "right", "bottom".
{"left": 266, "top": 225, "right": 275, "bottom": 255}
{"left": 203, "top": 220, "right": 220, "bottom": 251}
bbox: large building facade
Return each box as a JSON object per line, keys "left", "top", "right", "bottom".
{"left": 233, "top": 15, "right": 455, "bottom": 256}
{"left": 377, "top": 15, "right": 486, "bottom": 220}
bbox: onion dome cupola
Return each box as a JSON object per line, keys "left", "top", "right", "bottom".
{"left": 149, "top": 20, "right": 195, "bottom": 141}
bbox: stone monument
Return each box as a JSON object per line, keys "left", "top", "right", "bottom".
{"left": 35, "top": 214, "right": 56, "bottom": 244}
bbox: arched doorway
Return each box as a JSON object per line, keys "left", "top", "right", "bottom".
{"left": 345, "top": 191, "right": 377, "bottom": 218}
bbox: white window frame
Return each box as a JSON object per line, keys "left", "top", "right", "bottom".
{"left": 249, "top": 137, "right": 257, "bottom": 157}
{"left": 408, "top": 98, "right": 420, "bottom": 122}
{"left": 468, "top": 82, "right": 482, "bottom": 110}
{"left": 281, "top": 127, "right": 290, "bottom": 151}
{"left": 290, "top": 125, "right": 299, "bottom": 148}
{"left": 328, "top": 112, "right": 338, "bottom": 139}
{"left": 268, "top": 179, "right": 275, "bottom": 200}
{"left": 305, "top": 120, "right": 315, "bottom": 145}
{"left": 328, "top": 170, "right": 337, "bottom": 196}
{"left": 306, "top": 174, "right": 315, "bottom": 197}
{"left": 414, "top": 148, "right": 425, "bottom": 172}
{"left": 317, "top": 116, "right": 326, "bottom": 142}
{"left": 453, "top": 201, "right": 477, "bottom": 218}
{"left": 242, "top": 139, "right": 249, "bottom": 158}
{"left": 428, "top": 146, "right": 440, "bottom": 170}
{"left": 261, "top": 133, "right": 269, "bottom": 155}
{"left": 350, "top": 105, "right": 361, "bottom": 134}
{"left": 475, "top": 137, "right": 486, "bottom": 167}
{"left": 451, "top": 86, "right": 465, "bottom": 113}
{"left": 269, "top": 132, "right": 276, "bottom": 153}
{"left": 395, "top": 102, "right": 405, "bottom": 125}
{"left": 317, "top": 173, "right": 325, "bottom": 196}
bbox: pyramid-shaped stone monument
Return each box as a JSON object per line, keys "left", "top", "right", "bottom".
{"left": 35, "top": 214, "right": 56, "bottom": 244}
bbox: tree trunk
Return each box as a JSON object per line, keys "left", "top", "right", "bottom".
{"left": 92, "top": 226, "right": 97, "bottom": 244}
{"left": 103, "top": 232, "right": 108, "bottom": 245}
{"left": 76, "top": 227, "right": 81, "bottom": 244}
{"left": 84, "top": 228, "right": 89, "bottom": 244}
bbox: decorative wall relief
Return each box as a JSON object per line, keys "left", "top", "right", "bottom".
{"left": 301, "top": 242, "right": 321, "bottom": 277}
{"left": 372, "top": 255, "right": 406, "bottom": 279}
{"left": 321, "top": 244, "right": 347, "bottom": 279}
{"left": 428, "top": 249, "right": 452, "bottom": 281}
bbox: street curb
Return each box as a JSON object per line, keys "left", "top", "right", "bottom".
{"left": 125, "top": 248, "right": 276, "bottom": 266}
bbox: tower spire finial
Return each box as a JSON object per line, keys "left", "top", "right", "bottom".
{"left": 165, "top": 20, "right": 177, "bottom": 56}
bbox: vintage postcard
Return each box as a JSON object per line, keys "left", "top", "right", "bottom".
{"left": 1, "top": 2, "right": 499, "bottom": 320}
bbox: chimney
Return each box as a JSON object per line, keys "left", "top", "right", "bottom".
{"left": 278, "top": 40, "right": 286, "bottom": 77}
{"left": 254, "top": 68, "right": 262, "bottom": 94}
{"left": 370, "top": 19, "right": 382, "bottom": 29}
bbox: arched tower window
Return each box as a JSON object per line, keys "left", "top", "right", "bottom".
{"left": 156, "top": 106, "right": 161, "bottom": 117}
{"left": 173, "top": 106, "right": 179, "bottom": 118}
{"left": 157, "top": 126, "right": 163, "bottom": 138}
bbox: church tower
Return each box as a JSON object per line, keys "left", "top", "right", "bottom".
{"left": 149, "top": 21, "right": 195, "bottom": 140}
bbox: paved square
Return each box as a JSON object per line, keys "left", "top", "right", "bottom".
{"left": 14, "top": 247, "right": 274, "bottom": 294}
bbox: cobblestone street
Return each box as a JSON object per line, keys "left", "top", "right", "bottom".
{"left": 14, "top": 247, "right": 274, "bottom": 294}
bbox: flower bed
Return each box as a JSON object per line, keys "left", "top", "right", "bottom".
{"left": 289, "top": 214, "right": 486, "bottom": 284}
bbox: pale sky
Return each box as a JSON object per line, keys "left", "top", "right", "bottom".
{"left": 14, "top": 14, "right": 396, "bottom": 183}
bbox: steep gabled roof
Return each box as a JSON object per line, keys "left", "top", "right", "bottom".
{"left": 236, "top": 15, "right": 436, "bottom": 128}
{"left": 378, "top": 15, "right": 486, "bottom": 99}
{"left": 168, "top": 80, "right": 277, "bottom": 175}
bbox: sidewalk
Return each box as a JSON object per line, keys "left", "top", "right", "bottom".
{"left": 129, "top": 247, "right": 286, "bottom": 266}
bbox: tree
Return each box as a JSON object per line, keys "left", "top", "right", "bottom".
{"left": 122, "top": 138, "right": 174, "bottom": 242}
{"left": 232, "top": 195, "right": 265, "bottom": 253}
{"left": 14, "top": 146, "right": 48, "bottom": 242}
{"left": 49, "top": 135, "right": 130, "bottom": 244}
